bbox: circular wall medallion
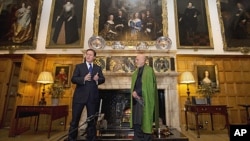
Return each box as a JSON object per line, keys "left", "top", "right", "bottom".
{"left": 153, "top": 57, "right": 169, "bottom": 72}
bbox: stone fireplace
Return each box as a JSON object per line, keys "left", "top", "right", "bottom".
{"left": 98, "top": 71, "right": 180, "bottom": 130}
{"left": 99, "top": 89, "right": 166, "bottom": 128}
{"left": 93, "top": 50, "right": 180, "bottom": 130}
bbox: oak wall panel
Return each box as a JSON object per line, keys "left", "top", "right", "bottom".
{"left": 225, "top": 72, "right": 234, "bottom": 83}
{"left": 242, "top": 72, "right": 250, "bottom": 82}
{"left": 234, "top": 72, "right": 242, "bottom": 82}
{"left": 241, "top": 59, "right": 250, "bottom": 71}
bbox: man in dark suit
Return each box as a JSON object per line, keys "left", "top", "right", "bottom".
{"left": 67, "top": 49, "right": 105, "bottom": 141}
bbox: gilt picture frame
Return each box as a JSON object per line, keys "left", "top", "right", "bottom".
{"left": 53, "top": 64, "right": 72, "bottom": 88}
{"left": 175, "top": 0, "right": 213, "bottom": 49}
{"left": 217, "top": 0, "right": 250, "bottom": 52}
{"left": 93, "top": 0, "right": 168, "bottom": 47}
{"left": 0, "top": 0, "right": 43, "bottom": 50}
{"left": 196, "top": 65, "right": 219, "bottom": 90}
{"left": 46, "top": 0, "right": 87, "bottom": 49}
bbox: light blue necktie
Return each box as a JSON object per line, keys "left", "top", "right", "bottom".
{"left": 89, "top": 63, "right": 93, "bottom": 74}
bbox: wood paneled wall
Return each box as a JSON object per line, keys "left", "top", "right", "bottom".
{"left": 177, "top": 55, "right": 250, "bottom": 129}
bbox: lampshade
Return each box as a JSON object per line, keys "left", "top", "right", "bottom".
{"left": 180, "top": 71, "right": 195, "bottom": 84}
{"left": 37, "top": 71, "right": 54, "bottom": 84}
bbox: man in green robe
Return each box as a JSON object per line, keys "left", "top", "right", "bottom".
{"left": 130, "top": 53, "right": 159, "bottom": 141}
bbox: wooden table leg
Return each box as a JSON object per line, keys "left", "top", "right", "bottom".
{"left": 14, "top": 117, "right": 19, "bottom": 136}
{"left": 48, "top": 119, "right": 53, "bottom": 138}
{"left": 64, "top": 116, "right": 67, "bottom": 131}
{"left": 195, "top": 113, "right": 200, "bottom": 138}
{"left": 245, "top": 107, "right": 250, "bottom": 124}
{"left": 35, "top": 115, "right": 39, "bottom": 132}
{"left": 224, "top": 113, "right": 230, "bottom": 136}
{"left": 246, "top": 107, "right": 249, "bottom": 120}
{"left": 210, "top": 113, "right": 214, "bottom": 130}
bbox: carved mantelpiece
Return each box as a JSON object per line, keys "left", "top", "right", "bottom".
{"left": 94, "top": 50, "right": 180, "bottom": 130}
{"left": 99, "top": 71, "right": 180, "bottom": 130}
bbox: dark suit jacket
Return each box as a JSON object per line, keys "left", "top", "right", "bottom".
{"left": 71, "top": 62, "right": 105, "bottom": 104}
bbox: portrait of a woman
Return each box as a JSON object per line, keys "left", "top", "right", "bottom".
{"left": 202, "top": 70, "right": 212, "bottom": 84}
{"left": 99, "top": 14, "right": 118, "bottom": 40}
{"left": 52, "top": 1, "right": 79, "bottom": 44}
{"left": 197, "top": 65, "right": 219, "bottom": 89}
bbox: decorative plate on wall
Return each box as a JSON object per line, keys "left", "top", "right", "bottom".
{"left": 136, "top": 42, "right": 149, "bottom": 50}
{"left": 155, "top": 36, "right": 172, "bottom": 50}
{"left": 88, "top": 36, "right": 105, "bottom": 49}
{"left": 112, "top": 41, "right": 125, "bottom": 49}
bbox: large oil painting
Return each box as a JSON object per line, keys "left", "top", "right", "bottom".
{"left": 0, "top": 0, "right": 43, "bottom": 50}
{"left": 46, "top": 0, "right": 87, "bottom": 49}
{"left": 94, "top": 0, "right": 167, "bottom": 46}
{"left": 175, "top": 0, "right": 213, "bottom": 49}
{"left": 218, "top": 0, "right": 250, "bottom": 51}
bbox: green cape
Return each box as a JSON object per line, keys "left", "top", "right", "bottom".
{"left": 130, "top": 65, "right": 159, "bottom": 133}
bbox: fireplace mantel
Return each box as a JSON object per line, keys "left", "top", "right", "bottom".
{"left": 99, "top": 71, "right": 180, "bottom": 130}
{"left": 90, "top": 49, "right": 177, "bottom": 55}
{"left": 93, "top": 49, "right": 180, "bottom": 129}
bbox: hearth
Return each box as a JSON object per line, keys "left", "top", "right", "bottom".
{"left": 98, "top": 89, "right": 166, "bottom": 128}
{"left": 76, "top": 128, "right": 189, "bottom": 141}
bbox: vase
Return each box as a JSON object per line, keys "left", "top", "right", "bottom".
{"left": 206, "top": 97, "right": 211, "bottom": 105}
{"left": 52, "top": 98, "right": 59, "bottom": 106}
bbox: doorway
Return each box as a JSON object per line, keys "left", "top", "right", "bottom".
{"left": 1, "top": 62, "right": 21, "bottom": 128}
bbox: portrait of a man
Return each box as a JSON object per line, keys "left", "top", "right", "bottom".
{"left": 219, "top": 0, "right": 250, "bottom": 50}
{"left": 54, "top": 65, "right": 72, "bottom": 87}
{"left": 175, "top": 0, "right": 212, "bottom": 48}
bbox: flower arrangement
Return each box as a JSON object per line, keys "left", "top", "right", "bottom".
{"left": 197, "top": 82, "right": 216, "bottom": 98}
{"left": 48, "top": 82, "right": 65, "bottom": 98}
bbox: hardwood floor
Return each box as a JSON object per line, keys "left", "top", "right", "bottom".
{"left": 180, "top": 128, "right": 229, "bottom": 141}
{"left": 0, "top": 127, "right": 229, "bottom": 141}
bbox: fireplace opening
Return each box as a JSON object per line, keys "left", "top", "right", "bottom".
{"left": 98, "top": 89, "right": 166, "bottom": 128}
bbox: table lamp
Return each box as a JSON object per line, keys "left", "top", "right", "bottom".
{"left": 37, "top": 71, "right": 54, "bottom": 105}
{"left": 180, "top": 71, "right": 195, "bottom": 104}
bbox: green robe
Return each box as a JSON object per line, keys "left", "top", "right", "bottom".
{"left": 130, "top": 65, "right": 159, "bottom": 133}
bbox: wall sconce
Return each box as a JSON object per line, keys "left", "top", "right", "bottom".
{"left": 180, "top": 71, "right": 195, "bottom": 104}
{"left": 37, "top": 71, "right": 54, "bottom": 105}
